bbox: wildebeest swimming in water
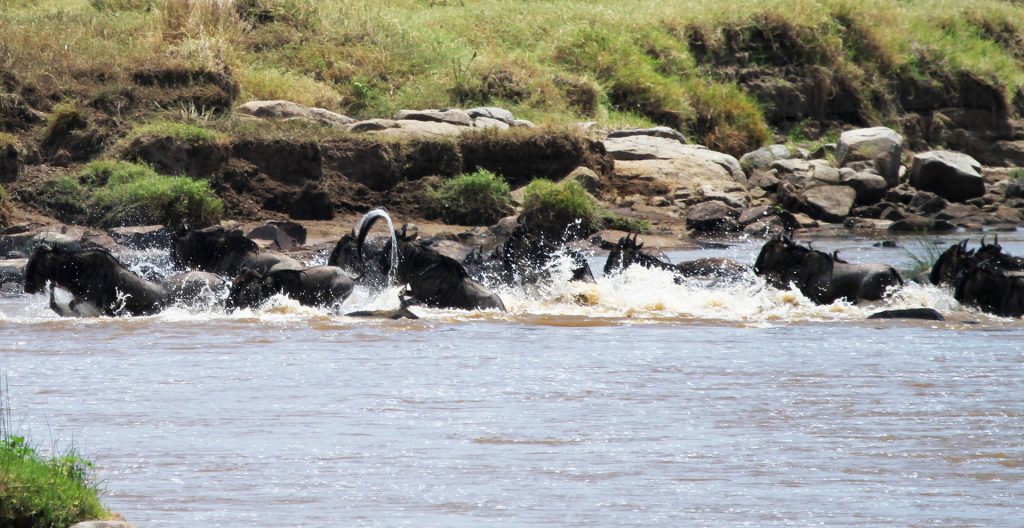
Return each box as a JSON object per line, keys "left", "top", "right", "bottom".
{"left": 475, "top": 222, "right": 595, "bottom": 287}
{"left": 931, "top": 237, "right": 1024, "bottom": 317}
{"left": 753, "top": 236, "right": 903, "bottom": 305}
{"left": 603, "top": 233, "right": 748, "bottom": 283}
{"left": 26, "top": 245, "right": 232, "bottom": 316}
{"left": 25, "top": 245, "right": 169, "bottom": 316}
{"left": 171, "top": 224, "right": 302, "bottom": 276}
{"left": 328, "top": 228, "right": 392, "bottom": 289}
{"left": 355, "top": 209, "right": 506, "bottom": 311}
{"left": 226, "top": 265, "right": 355, "bottom": 311}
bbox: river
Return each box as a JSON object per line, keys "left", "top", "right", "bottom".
{"left": 1, "top": 234, "right": 1022, "bottom": 526}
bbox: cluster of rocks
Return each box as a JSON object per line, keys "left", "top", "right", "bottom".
{"left": 236, "top": 100, "right": 535, "bottom": 139}
{"left": 599, "top": 124, "right": 1024, "bottom": 236}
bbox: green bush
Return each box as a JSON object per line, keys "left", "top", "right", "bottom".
{"left": 38, "top": 176, "right": 90, "bottom": 221}
{"left": 521, "top": 178, "right": 598, "bottom": 240}
{"left": 89, "top": 0, "right": 155, "bottom": 12}
{"left": 91, "top": 165, "right": 223, "bottom": 227}
{"left": 598, "top": 210, "right": 652, "bottom": 234}
{"left": 80, "top": 159, "right": 160, "bottom": 186}
{"left": 432, "top": 169, "right": 512, "bottom": 226}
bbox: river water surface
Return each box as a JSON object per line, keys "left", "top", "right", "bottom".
{"left": 2, "top": 234, "right": 1022, "bottom": 526}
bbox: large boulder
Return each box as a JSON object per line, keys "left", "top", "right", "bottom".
{"left": 236, "top": 100, "right": 353, "bottom": 127}
{"left": 798, "top": 185, "right": 857, "bottom": 223}
{"left": 908, "top": 150, "right": 985, "bottom": 202}
{"left": 604, "top": 136, "right": 743, "bottom": 181}
{"left": 466, "top": 106, "right": 515, "bottom": 124}
{"left": 836, "top": 127, "right": 903, "bottom": 187}
{"left": 840, "top": 171, "right": 888, "bottom": 205}
{"left": 685, "top": 201, "right": 741, "bottom": 234}
{"left": 739, "top": 144, "right": 793, "bottom": 173}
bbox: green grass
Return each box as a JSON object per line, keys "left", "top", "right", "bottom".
{"left": 87, "top": 161, "right": 223, "bottom": 227}
{"left": 3, "top": 0, "right": 1024, "bottom": 155}
{"left": 521, "top": 178, "right": 599, "bottom": 240}
{"left": 127, "top": 119, "right": 228, "bottom": 144}
{"left": 1, "top": 382, "right": 111, "bottom": 528}
{"left": 431, "top": 169, "right": 512, "bottom": 226}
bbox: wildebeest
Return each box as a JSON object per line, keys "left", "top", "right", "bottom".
{"left": 25, "top": 245, "right": 169, "bottom": 316}
{"left": 930, "top": 237, "right": 1024, "bottom": 287}
{"left": 954, "top": 259, "right": 1024, "bottom": 318}
{"left": 355, "top": 209, "right": 506, "bottom": 311}
{"left": 327, "top": 230, "right": 390, "bottom": 287}
{"left": 603, "top": 233, "right": 748, "bottom": 283}
{"left": 171, "top": 224, "right": 302, "bottom": 276}
{"left": 226, "top": 265, "right": 355, "bottom": 310}
{"left": 753, "top": 236, "right": 903, "bottom": 304}
{"left": 485, "top": 223, "right": 595, "bottom": 286}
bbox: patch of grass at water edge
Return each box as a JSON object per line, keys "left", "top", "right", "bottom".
{"left": 431, "top": 169, "right": 512, "bottom": 226}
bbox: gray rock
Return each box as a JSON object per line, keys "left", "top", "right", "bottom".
{"left": 607, "top": 126, "right": 688, "bottom": 144}
{"left": 236, "top": 100, "right": 353, "bottom": 127}
{"left": 490, "top": 215, "right": 520, "bottom": 237}
{"left": 802, "top": 185, "right": 857, "bottom": 223}
{"left": 811, "top": 165, "right": 842, "bottom": 185}
{"left": 511, "top": 119, "right": 536, "bottom": 128}
{"left": 908, "top": 191, "right": 948, "bottom": 215}
{"left": 836, "top": 127, "right": 903, "bottom": 187}
{"left": 908, "top": 150, "right": 985, "bottom": 202}
{"left": 465, "top": 106, "right": 515, "bottom": 124}
{"left": 394, "top": 108, "right": 472, "bottom": 127}
{"left": 685, "top": 201, "right": 741, "bottom": 234}
{"left": 69, "top": 522, "right": 137, "bottom": 528}
{"left": 347, "top": 118, "right": 467, "bottom": 138}
{"left": 748, "top": 170, "right": 780, "bottom": 191}
{"left": 935, "top": 202, "right": 983, "bottom": 222}
{"left": 739, "top": 144, "right": 792, "bottom": 173}
{"left": 472, "top": 116, "right": 510, "bottom": 130}
{"left": 770, "top": 158, "right": 810, "bottom": 175}
{"left": 560, "top": 166, "right": 601, "bottom": 194}
{"left": 743, "top": 217, "right": 788, "bottom": 238}
{"left": 841, "top": 171, "right": 888, "bottom": 205}
{"left": 604, "top": 136, "right": 744, "bottom": 182}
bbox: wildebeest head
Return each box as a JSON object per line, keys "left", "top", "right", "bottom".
{"left": 604, "top": 234, "right": 642, "bottom": 275}
{"left": 172, "top": 224, "right": 259, "bottom": 272}
{"left": 24, "top": 244, "right": 57, "bottom": 294}
{"left": 753, "top": 236, "right": 809, "bottom": 282}
{"left": 929, "top": 239, "right": 972, "bottom": 286}
{"left": 226, "top": 269, "right": 275, "bottom": 310}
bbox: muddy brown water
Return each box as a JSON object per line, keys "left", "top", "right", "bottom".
{"left": 1, "top": 234, "right": 1022, "bottom": 526}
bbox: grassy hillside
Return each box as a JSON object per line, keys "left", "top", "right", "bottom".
{"left": 1, "top": 0, "right": 1023, "bottom": 158}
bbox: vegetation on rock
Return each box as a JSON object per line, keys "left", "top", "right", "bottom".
{"left": 431, "top": 169, "right": 512, "bottom": 226}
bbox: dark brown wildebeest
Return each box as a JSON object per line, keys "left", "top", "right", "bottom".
{"left": 603, "top": 233, "right": 748, "bottom": 283}
{"left": 753, "top": 236, "right": 903, "bottom": 305}
{"left": 171, "top": 224, "right": 302, "bottom": 277}
{"left": 226, "top": 266, "right": 355, "bottom": 310}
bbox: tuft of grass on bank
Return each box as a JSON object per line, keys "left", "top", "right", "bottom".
{"left": 1, "top": 381, "right": 111, "bottom": 528}
{"left": 520, "top": 178, "right": 599, "bottom": 240}
{"left": 430, "top": 169, "right": 512, "bottom": 226}
{"left": 126, "top": 119, "right": 228, "bottom": 144}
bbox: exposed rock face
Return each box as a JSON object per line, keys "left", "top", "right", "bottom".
{"left": 236, "top": 100, "right": 354, "bottom": 127}
{"left": 840, "top": 171, "right": 888, "bottom": 205}
{"left": 394, "top": 108, "right": 473, "bottom": 127}
{"left": 466, "top": 106, "right": 515, "bottom": 124}
{"left": 908, "top": 150, "right": 985, "bottom": 202}
{"left": 836, "top": 127, "right": 903, "bottom": 187}
{"left": 124, "top": 135, "right": 229, "bottom": 179}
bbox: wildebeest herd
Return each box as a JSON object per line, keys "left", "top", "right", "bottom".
{"left": 20, "top": 208, "right": 1024, "bottom": 320}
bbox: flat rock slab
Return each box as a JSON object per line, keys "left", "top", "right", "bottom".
{"left": 802, "top": 185, "right": 857, "bottom": 223}
{"left": 909, "top": 150, "right": 985, "bottom": 202}
{"left": 347, "top": 119, "right": 467, "bottom": 138}
{"left": 466, "top": 106, "right": 515, "bottom": 124}
{"left": 394, "top": 108, "right": 473, "bottom": 127}
{"left": 606, "top": 126, "right": 688, "bottom": 144}
{"left": 236, "top": 100, "right": 353, "bottom": 127}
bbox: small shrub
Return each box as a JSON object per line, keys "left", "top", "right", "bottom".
{"left": 682, "top": 79, "right": 770, "bottom": 156}
{"left": 1011, "top": 168, "right": 1024, "bottom": 181}
{"left": 43, "top": 101, "right": 87, "bottom": 145}
{"left": 92, "top": 169, "right": 223, "bottom": 227}
{"left": 520, "top": 178, "right": 598, "bottom": 240}
{"left": 80, "top": 159, "right": 159, "bottom": 187}
{"left": 37, "top": 176, "right": 90, "bottom": 221}
{"left": 234, "top": 0, "right": 321, "bottom": 32}
{"left": 432, "top": 169, "right": 511, "bottom": 226}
